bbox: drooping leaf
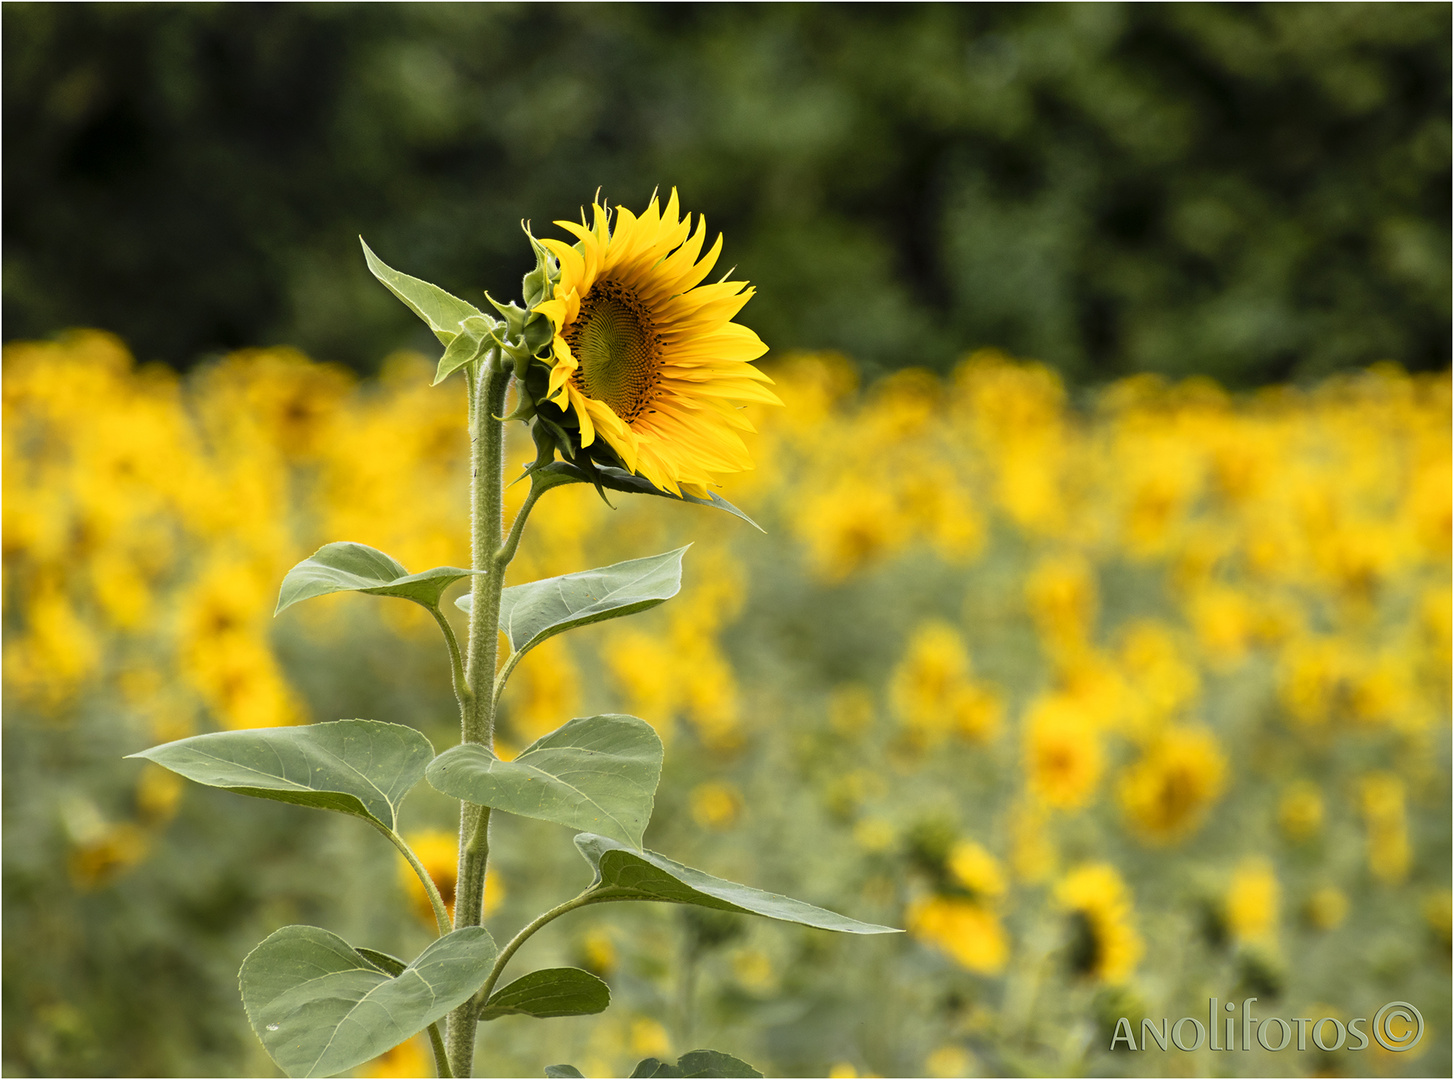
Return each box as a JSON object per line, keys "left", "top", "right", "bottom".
{"left": 629, "top": 1051, "right": 763, "bottom": 1078}
{"left": 477, "top": 967, "right": 610, "bottom": 1021}
{"left": 576, "top": 834, "right": 901, "bottom": 935}
{"left": 240, "top": 925, "right": 495, "bottom": 1079}
{"left": 544, "top": 1067, "right": 585, "bottom": 1078}
{"left": 276, "top": 541, "right": 478, "bottom": 616}
{"left": 455, "top": 549, "right": 686, "bottom": 657}
{"left": 127, "top": 720, "right": 433, "bottom": 832}
{"left": 361, "top": 237, "right": 489, "bottom": 346}
{"left": 428, "top": 715, "right": 661, "bottom": 848}
{"left": 355, "top": 948, "right": 407, "bottom": 977}
{"left": 536, "top": 461, "right": 763, "bottom": 531}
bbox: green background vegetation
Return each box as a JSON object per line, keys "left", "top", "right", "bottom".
{"left": 4, "top": 2, "right": 1450, "bottom": 385}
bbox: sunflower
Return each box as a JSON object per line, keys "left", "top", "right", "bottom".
{"left": 532, "top": 190, "right": 779, "bottom": 497}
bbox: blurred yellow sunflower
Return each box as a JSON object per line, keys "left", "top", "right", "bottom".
{"left": 534, "top": 189, "right": 780, "bottom": 497}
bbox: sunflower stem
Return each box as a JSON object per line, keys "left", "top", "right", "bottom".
{"left": 447, "top": 355, "right": 510, "bottom": 1078}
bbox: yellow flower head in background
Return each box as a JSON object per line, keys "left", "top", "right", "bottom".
{"left": 1225, "top": 857, "right": 1279, "bottom": 946}
{"left": 1117, "top": 727, "right": 1227, "bottom": 843}
{"left": 905, "top": 895, "right": 1009, "bottom": 975}
{"left": 1024, "top": 695, "right": 1103, "bottom": 809}
{"left": 534, "top": 190, "right": 780, "bottom": 497}
{"left": 397, "top": 829, "right": 505, "bottom": 926}
{"left": 1056, "top": 863, "right": 1143, "bottom": 984}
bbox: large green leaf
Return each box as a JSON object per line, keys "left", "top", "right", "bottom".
{"left": 276, "top": 541, "right": 478, "bottom": 616}
{"left": 629, "top": 1051, "right": 764, "bottom": 1078}
{"left": 427, "top": 715, "right": 661, "bottom": 848}
{"left": 544, "top": 1067, "right": 585, "bottom": 1078}
{"left": 455, "top": 549, "right": 686, "bottom": 656}
{"left": 360, "top": 237, "right": 489, "bottom": 346}
{"left": 478, "top": 967, "right": 610, "bottom": 1021}
{"left": 537, "top": 461, "right": 763, "bottom": 531}
{"left": 127, "top": 720, "right": 433, "bottom": 832}
{"left": 240, "top": 925, "right": 496, "bottom": 1078}
{"left": 576, "top": 834, "right": 901, "bottom": 935}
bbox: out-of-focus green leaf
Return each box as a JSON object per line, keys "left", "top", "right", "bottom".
{"left": 360, "top": 237, "right": 488, "bottom": 346}
{"left": 454, "top": 548, "right": 685, "bottom": 654}
{"left": 127, "top": 720, "right": 433, "bottom": 832}
{"left": 629, "top": 1050, "right": 764, "bottom": 1078}
{"left": 544, "top": 1066, "right": 585, "bottom": 1078}
{"left": 428, "top": 715, "right": 661, "bottom": 848}
{"left": 275, "top": 541, "right": 477, "bottom": 615}
{"left": 575, "top": 834, "right": 901, "bottom": 934}
{"left": 477, "top": 967, "right": 610, "bottom": 1021}
{"left": 240, "top": 924, "right": 495, "bottom": 1078}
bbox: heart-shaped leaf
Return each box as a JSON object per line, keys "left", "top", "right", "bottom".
{"left": 629, "top": 1051, "right": 764, "bottom": 1078}
{"left": 127, "top": 720, "right": 433, "bottom": 832}
{"left": 536, "top": 461, "right": 763, "bottom": 531}
{"left": 576, "top": 834, "right": 900, "bottom": 935}
{"left": 240, "top": 925, "right": 496, "bottom": 1078}
{"left": 361, "top": 237, "right": 489, "bottom": 346}
{"left": 478, "top": 967, "right": 610, "bottom": 1021}
{"left": 428, "top": 715, "right": 662, "bottom": 848}
{"left": 276, "top": 541, "right": 478, "bottom": 616}
{"left": 455, "top": 549, "right": 686, "bottom": 658}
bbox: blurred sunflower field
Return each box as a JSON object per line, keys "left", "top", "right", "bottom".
{"left": 3, "top": 329, "right": 1449, "bottom": 1078}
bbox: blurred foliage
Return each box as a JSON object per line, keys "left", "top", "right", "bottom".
{"left": 4, "top": 331, "right": 1449, "bottom": 1077}
{"left": 3, "top": 3, "right": 1449, "bottom": 385}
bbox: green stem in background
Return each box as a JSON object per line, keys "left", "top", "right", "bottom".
{"left": 381, "top": 828, "right": 452, "bottom": 938}
{"left": 470, "top": 890, "right": 597, "bottom": 1013}
{"left": 447, "top": 354, "right": 510, "bottom": 1078}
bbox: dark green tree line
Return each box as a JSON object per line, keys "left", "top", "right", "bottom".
{"left": 4, "top": 3, "right": 1449, "bottom": 384}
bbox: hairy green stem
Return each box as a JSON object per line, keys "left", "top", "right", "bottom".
{"left": 381, "top": 827, "right": 452, "bottom": 938}
{"left": 471, "top": 890, "right": 597, "bottom": 1013}
{"left": 446, "top": 357, "right": 511, "bottom": 1078}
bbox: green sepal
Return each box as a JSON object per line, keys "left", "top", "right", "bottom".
{"left": 576, "top": 834, "right": 901, "bottom": 935}
{"left": 521, "top": 221, "right": 560, "bottom": 308}
{"left": 240, "top": 925, "right": 496, "bottom": 1078}
{"left": 125, "top": 719, "right": 433, "bottom": 833}
{"left": 477, "top": 967, "right": 610, "bottom": 1021}
{"left": 276, "top": 541, "right": 479, "bottom": 616}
